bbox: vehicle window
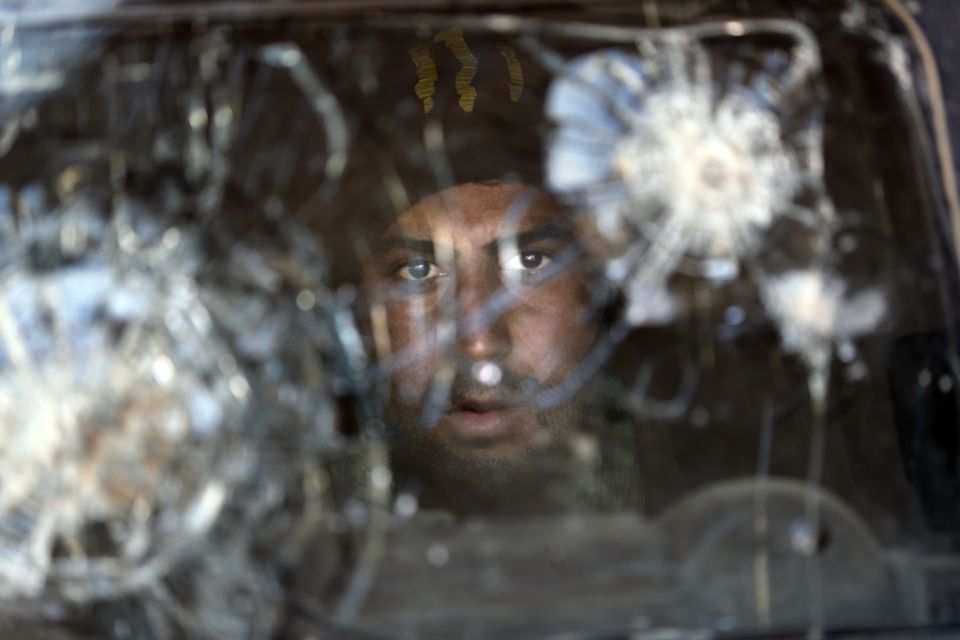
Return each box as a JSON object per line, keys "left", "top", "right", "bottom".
{"left": 1, "top": 1, "right": 960, "bottom": 638}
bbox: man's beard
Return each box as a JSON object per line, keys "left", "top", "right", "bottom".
{"left": 386, "top": 361, "right": 593, "bottom": 516}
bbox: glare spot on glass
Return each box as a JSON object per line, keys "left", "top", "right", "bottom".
{"left": 188, "top": 106, "right": 208, "bottom": 129}
{"left": 161, "top": 228, "right": 180, "bottom": 249}
{"left": 3, "top": 48, "right": 20, "bottom": 75}
{"left": 213, "top": 105, "right": 233, "bottom": 128}
{"left": 395, "top": 493, "right": 418, "bottom": 518}
{"left": 938, "top": 375, "right": 954, "bottom": 393}
{"left": 918, "top": 368, "right": 933, "bottom": 388}
{"left": 571, "top": 433, "right": 598, "bottom": 462}
{"left": 723, "top": 305, "right": 745, "bottom": 326}
{"left": 427, "top": 544, "right": 450, "bottom": 567}
{"left": 296, "top": 289, "right": 316, "bottom": 311}
{"left": 725, "top": 21, "right": 746, "bottom": 37}
{"left": 118, "top": 228, "right": 138, "bottom": 253}
{"left": 229, "top": 374, "right": 250, "bottom": 399}
{"left": 371, "top": 465, "right": 392, "bottom": 491}
{"left": 57, "top": 167, "right": 81, "bottom": 196}
{"left": 472, "top": 360, "right": 502, "bottom": 386}
{"left": 837, "top": 340, "right": 857, "bottom": 363}
{"left": 152, "top": 355, "right": 174, "bottom": 385}
{"left": 789, "top": 519, "right": 819, "bottom": 556}
{"left": 184, "top": 483, "right": 226, "bottom": 533}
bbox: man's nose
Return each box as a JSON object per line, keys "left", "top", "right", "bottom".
{"left": 455, "top": 270, "right": 512, "bottom": 362}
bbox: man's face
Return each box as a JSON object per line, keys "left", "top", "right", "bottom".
{"left": 361, "top": 181, "right": 599, "bottom": 511}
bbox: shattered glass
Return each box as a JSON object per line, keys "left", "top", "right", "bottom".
{"left": 0, "top": 0, "right": 958, "bottom": 638}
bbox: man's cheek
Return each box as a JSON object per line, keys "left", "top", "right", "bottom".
{"left": 517, "top": 285, "right": 594, "bottom": 377}
{"left": 392, "top": 362, "right": 434, "bottom": 407}
{"left": 510, "top": 326, "right": 570, "bottom": 388}
{"left": 387, "top": 303, "right": 443, "bottom": 405}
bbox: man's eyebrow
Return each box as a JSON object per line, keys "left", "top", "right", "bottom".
{"left": 375, "top": 224, "right": 576, "bottom": 257}
{"left": 482, "top": 224, "right": 576, "bottom": 254}
{"left": 377, "top": 236, "right": 440, "bottom": 255}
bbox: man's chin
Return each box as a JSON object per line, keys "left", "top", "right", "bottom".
{"left": 415, "top": 447, "right": 563, "bottom": 516}
{"left": 388, "top": 402, "right": 587, "bottom": 515}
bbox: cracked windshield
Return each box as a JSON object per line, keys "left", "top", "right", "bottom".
{"left": 1, "top": 0, "right": 960, "bottom": 638}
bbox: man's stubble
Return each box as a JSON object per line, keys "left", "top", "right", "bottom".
{"left": 387, "top": 363, "right": 596, "bottom": 515}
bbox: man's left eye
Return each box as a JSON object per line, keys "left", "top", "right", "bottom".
{"left": 502, "top": 250, "right": 552, "bottom": 272}
{"left": 396, "top": 258, "right": 443, "bottom": 281}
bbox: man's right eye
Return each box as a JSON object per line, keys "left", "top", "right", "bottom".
{"left": 396, "top": 258, "right": 443, "bottom": 281}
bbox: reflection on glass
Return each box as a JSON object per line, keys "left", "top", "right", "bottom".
{"left": 0, "top": 2, "right": 956, "bottom": 639}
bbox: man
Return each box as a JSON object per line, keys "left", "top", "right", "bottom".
{"left": 360, "top": 180, "right": 616, "bottom": 516}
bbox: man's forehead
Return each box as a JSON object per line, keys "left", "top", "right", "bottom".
{"left": 385, "top": 182, "right": 568, "bottom": 238}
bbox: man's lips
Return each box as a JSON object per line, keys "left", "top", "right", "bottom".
{"left": 455, "top": 399, "right": 514, "bottom": 413}
{"left": 445, "top": 399, "right": 523, "bottom": 439}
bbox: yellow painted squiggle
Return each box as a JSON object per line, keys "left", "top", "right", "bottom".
{"left": 496, "top": 43, "right": 524, "bottom": 103}
{"left": 408, "top": 43, "right": 437, "bottom": 113}
{"left": 409, "top": 30, "right": 523, "bottom": 113}
{"left": 433, "top": 27, "right": 478, "bottom": 113}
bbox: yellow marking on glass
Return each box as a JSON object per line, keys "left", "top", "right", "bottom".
{"left": 408, "top": 43, "right": 437, "bottom": 113}
{"left": 495, "top": 43, "right": 524, "bottom": 102}
{"left": 433, "top": 27, "right": 478, "bottom": 113}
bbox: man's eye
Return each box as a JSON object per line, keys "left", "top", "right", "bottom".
{"left": 502, "top": 250, "right": 552, "bottom": 272}
{"left": 396, "top": 258, "right": 443, "bottom": 281}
